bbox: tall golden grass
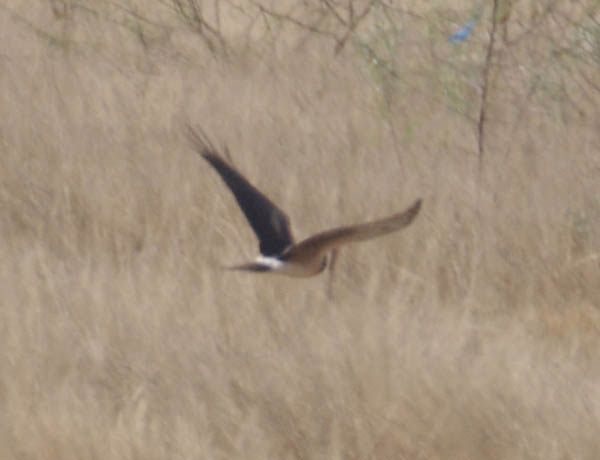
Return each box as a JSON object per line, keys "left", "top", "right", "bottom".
{"left": 1, "top": 1, "right": 599, "bottom": 458}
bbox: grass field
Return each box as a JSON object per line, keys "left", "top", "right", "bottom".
{"left": 1, "top": 1, "right": 599, "bottom": 458}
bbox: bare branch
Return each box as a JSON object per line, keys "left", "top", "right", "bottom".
{"left": 477, "top": 0, "right": 500, "bottom": 176}
{"left": 172, "top": 0, "right": 227, "bottom": 54}
{"left": 334, "top": 0, "right": 378, "bottom": 55}
{"left": 253, "top": 1, "right": 339, "bottom": 41}
{"left": 321, "top": 0, "right": 347, "bottom": 26}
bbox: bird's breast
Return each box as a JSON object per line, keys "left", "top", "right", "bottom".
{"left": 276, "top": 252, "right": 328, "bottom": 277}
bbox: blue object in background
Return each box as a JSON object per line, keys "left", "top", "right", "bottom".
{"left": 449, "top": 17, "right": 477, "bottom": 44}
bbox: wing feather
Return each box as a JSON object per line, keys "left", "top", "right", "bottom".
{"left": 286, "top": 199, "right": 422, "bottom": 259}
{"left": 187, "top": 126, "right": 294, "bottom": 256}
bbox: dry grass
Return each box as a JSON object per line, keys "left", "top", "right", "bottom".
{"left": 1, "top": 1, "right": 599, "bottom": 458}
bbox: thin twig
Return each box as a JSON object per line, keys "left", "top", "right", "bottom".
{"left": 321, "top": 0, "right": 347, "bottom": 26}
{"left": 477, "top": 0, "right": 500, "bottom": 176}
{"left": 334, "top": 0, "right": 378, "bottom": 55}
{"left": 253, "top": 1, "right": 339, "bottom": 40}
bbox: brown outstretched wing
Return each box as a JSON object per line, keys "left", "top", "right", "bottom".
{"left": 186, "top": 126, "right": 294, "bottom": 256}
{"left": 285, "top": 198, "right": 422, "bottom": 260}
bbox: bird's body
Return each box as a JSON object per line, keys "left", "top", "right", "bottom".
{"left": 187, "top": 126, "right": 421, "bottom": 278}
{"left": 231, "top": 253, "right": 327, "bottom": 277}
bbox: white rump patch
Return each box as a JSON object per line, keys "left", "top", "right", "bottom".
{"left": 256, "top": 256, "right": 284, "bottom": 269}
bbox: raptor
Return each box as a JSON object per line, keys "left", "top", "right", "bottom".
{"left": 187, "top": 127, "right": 421, "bottom": 277}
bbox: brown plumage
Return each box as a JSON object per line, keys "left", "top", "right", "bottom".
{"left": 187, "top": 126, "right": 421, "bottom": 277}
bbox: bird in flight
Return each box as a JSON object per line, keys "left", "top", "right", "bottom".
{"left": 187, "top": 126, "right": 422, "bottom": 278}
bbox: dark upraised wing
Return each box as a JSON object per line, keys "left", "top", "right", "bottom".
{"left": 186, "top": 126, "right": 294, "bottom": 256}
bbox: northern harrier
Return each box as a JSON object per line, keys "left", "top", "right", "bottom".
{"left": 187, "top": 127, "right": 421, "bottom": 277}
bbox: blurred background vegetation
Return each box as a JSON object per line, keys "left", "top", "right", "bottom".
{"left": 1, "top": 1, "right": 599, "bottom": 458}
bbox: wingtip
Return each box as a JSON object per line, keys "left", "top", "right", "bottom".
{"left": 408, "top": 198, "right": 422, "bottom": 216}
{"left": 185, "top": 124, "right": 218, "bottom": 158}
{"left": 185, "top": 125, "right": 233, "bottom": 168}
{"left": 413, "top": 198, "right": 423, "bottom": 212}
{"left": 402, "top": 198, "right": 423, "bottom": 226}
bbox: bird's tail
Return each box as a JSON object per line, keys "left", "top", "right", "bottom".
{"left": 224, "top": 262, "right": 275, "bottom": 273}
